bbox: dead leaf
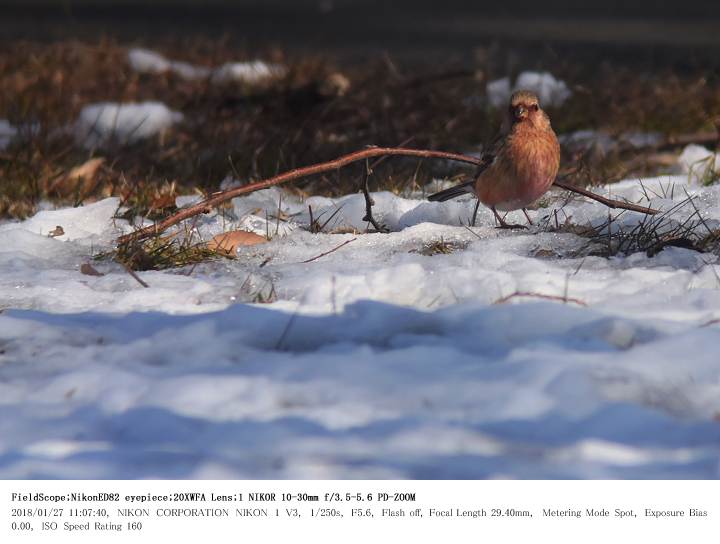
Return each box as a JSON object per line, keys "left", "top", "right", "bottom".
{"left": 319, "top": 72, "right": 351, "bottom": 97}
{"left": 48, "top": 225, "right": 65, "bottom": 237}
{"left": 80, "top": 263, "right": 104, "bottom": 276}
{"left": 148, "top": 181, "right": 179, "bottom": 212}
{"left": 47, "top": 157, "right": 105, "bottom": 198}
{"left": 207, "top": 230, "right": 267, "bottom": 254}
{"left": 532, "top": 248, "right": 560, "bottom": 259}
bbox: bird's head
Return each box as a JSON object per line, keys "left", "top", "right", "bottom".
{"left": 508, "top": 90, "right": 550, "bottom": 129}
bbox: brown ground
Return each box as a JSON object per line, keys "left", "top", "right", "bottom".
{"left": 2, "top": 10, "right": 720, "bottom": 219}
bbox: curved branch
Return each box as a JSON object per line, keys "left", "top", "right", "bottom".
{"left": 553, "top": 179, "right": 659, "bottom": 216}
{"left": 117, "top": 147, "right": 481, "bottom": 245}
{"left": 116, "top": 146, "right": 659, "bottom": 246}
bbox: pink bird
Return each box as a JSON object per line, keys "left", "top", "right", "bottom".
{"left": 428, "top": 90, "right": 561, "bottom": 227}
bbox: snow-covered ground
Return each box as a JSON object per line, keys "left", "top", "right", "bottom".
{"left": 1, "top": 172, "right": 720, "bottom": 479}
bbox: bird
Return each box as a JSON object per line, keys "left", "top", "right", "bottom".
{"left": 428, "top": 90, "right": 560, "bottom": 227}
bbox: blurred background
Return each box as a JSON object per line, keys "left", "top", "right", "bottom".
{"left": 1, "top": 0, "right": 720, "bottom": 219}
{"left": 4, "top": 1, "right": 720, "bottom": 54}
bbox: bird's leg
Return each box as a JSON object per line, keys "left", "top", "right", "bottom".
{"left": 522, "top": 208, "right": 534, "bottom": 225}
{"left": 491, "top": 206, "right": 505, "bottom": 226}
{"left": 493, "top": 206, "right": 527, "bottom": 230}
{"left": 471, "top": 199, "right": 481, "bottom": 227}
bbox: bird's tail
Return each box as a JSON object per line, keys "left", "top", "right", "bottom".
{"left": 427, "top": 181, "right": 475, "bottom": 202}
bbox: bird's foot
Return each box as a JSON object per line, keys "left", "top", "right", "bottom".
{"left": 492, "top": 207, "right": 527, "bottom": 230}
{"left": 495, "top": 222, "right": 528, "bottom": 230}
{"left": 362, "top": 214, "right": 389, "bottom": 233}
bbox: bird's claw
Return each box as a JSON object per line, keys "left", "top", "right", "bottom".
{"left": 362, "top": 215, "right": 389, "bottom": 233}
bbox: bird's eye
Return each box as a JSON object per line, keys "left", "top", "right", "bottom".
{"left": 529, "top": 104, "right": 539, "bottom": 112}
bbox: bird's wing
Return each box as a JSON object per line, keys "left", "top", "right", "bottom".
{"left": 473, "top": 130, "right": 506, "bottom": 178}
{"left": 426, "top": 149, "right": 496, "bottom": 202}
{"left": 426, "top": 129, "right": 507, "bottom": 202}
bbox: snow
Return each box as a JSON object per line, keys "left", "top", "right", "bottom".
{"left": 486, "top": 77, "right": 512, "bottom": 109}
{"left": 514, "top": 72, "right": 572, "bottom": 107}
{"left": 75, "top": 102, "right": 183, "bottom": 149}
{"left": 678, "top": 144, "right": 720, "bottom": 184}
{"left": 211, "top": 61, "right": 286, "bottom": 85}
{"left": 621, "top": 131, "right": 663, "bottom": 148}
{"left": 487, "top": 71, "right": 571, "bottom": 108}
{"left": 1, "top": 174, "right": 720, "bottom": 479}
{"left": 128, "top": 48, "right": 210, "bottom": 80}
{"left": 127, "top": 48, "right": 284, "bottom": 84}
{"left": 0, "top": 119, "right": 17, "bottom": 149}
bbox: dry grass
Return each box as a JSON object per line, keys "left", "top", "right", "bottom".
{"left": 411, "top": 238, "right": 466, "bottom": 256}
{"left": 542, "top": 193, "right": 720, "bottom": 259}
{"left": 103, "top": 219, "right": 225, "bottom": 271}
{"left": 3, "top": 37, "right": 720, "bottom": 271}
{"left": 3, "top": 38, "right": 720, "bottom": 223}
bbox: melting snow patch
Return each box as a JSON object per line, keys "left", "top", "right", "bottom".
{"left": 487, "top": 71, "right": 571, "bottom": 108}
{"left": 0, "top": 119, "right": 17, "bottom": 149}
{"left": 0, "top": 197, "right": 126, "bottom": 243}
{"left": 75, "top": 101, "right": 183, "bottom": 149}
{"left": 485, "top": 77, "right": 512, "bottom": 108}
{"left": 128, "top": 48, "right": 210, "bottom": 80}
{"left": 210, "top": 61, "right": 286, "bottom": 85}
{"left": 620, "top": 131, "right": 663, "bottom": 149}
{"left": 127, "top": 48, "right": 284, "bottom": 85}
{"left": 678, "top": 144, "right": 720, "bottom": 184}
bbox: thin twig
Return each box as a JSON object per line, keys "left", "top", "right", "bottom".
{"left": 494, "top": 290, "right": 587, "bottom": 306}
{"left": 553, "top": 179, "right": 659, "bottom": 216}
{"left": 301, "top": 237, "right": 357, "bottom": 263}
{"left": 362, "top": 158, "right": 387, "bottom": 232}
{"left": 275, "top": 293, "right": 306, "bottom": 350}
{"left": 470, "top": 199, "right": 481, "bottom": 227}
{"left": 700, "top": 318, "right": 720, "bottom": 328}
{"left": 683, "top": 188, "right": 713, "bottom": 235}
{"left": 120, "top": 262, "right": 149, "bottom": 288}
{"left": 318, "top": 205, "right": 345, "bottom": 232}
{"left": 462, "top": 224, "right": 483, "bottom": 240}
{"left": 117, "top": 147, "right": 660, "bottom": 246}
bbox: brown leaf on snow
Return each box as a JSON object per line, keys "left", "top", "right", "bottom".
{"left": 47, "top": 225, "right": 65, "bottom": 237}
{"left": 149, "top": 182, "right": 179, "bottom": 212}
{"left": 46, "top": 157, "right": 105, "bottom": 198}
{"left": 80, "top": 263, "right": 104, "bottom": 276}
{"left": 207, "top": 230, "right": 267, "bottom": 254}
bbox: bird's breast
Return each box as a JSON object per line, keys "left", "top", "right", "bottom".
{"left": 476, "top": 128, "right": 560, "bottom": 211}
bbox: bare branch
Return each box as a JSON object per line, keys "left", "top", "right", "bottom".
{"left": 301, "top": 237, "right": 357, "bottom": 263}
{"left": 120, "top": 262, "right": 149, "bottom": 288}
{"left": 553, "top": 179, "right": 659, "bottom": 216}
{"left": 116, "top": 146, "right": 661, "bottom": 246}
{"left": 494, "top": 290, "right": 587, "bottom": 306}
